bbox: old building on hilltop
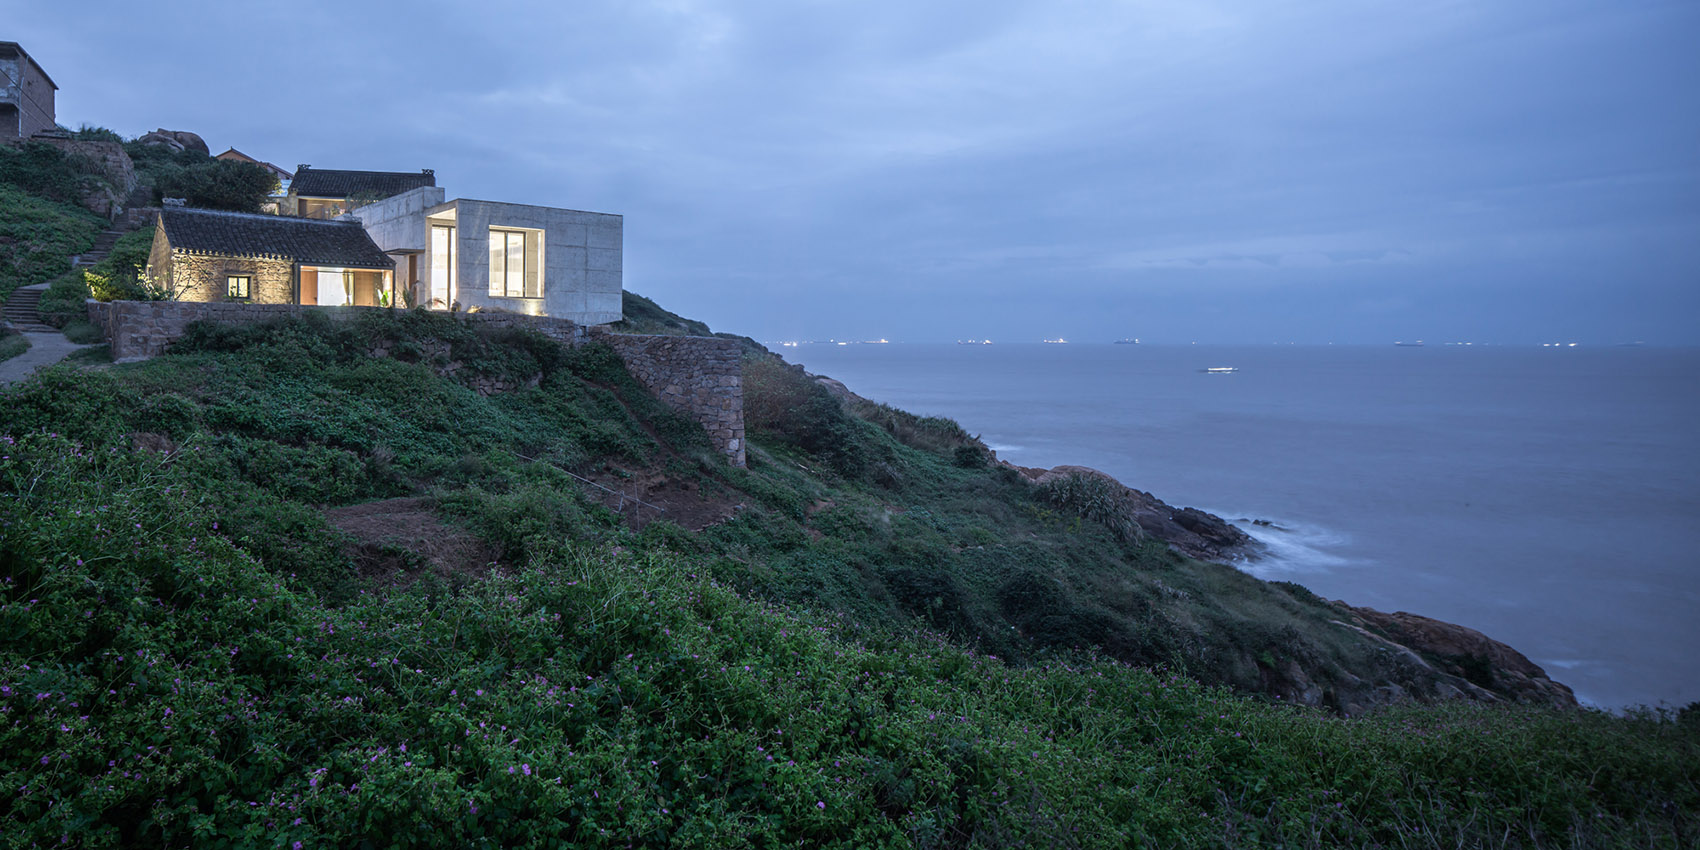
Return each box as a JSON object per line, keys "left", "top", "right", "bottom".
{"left": 287, "top": 165, "right": 436, "bottom": 219}
{"left": 147, "top": 206, "right": 395, "bottom": 305}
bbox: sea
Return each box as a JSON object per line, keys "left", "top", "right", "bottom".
{"left": 783, "top": 342, "right": 1700, "bottom": 711}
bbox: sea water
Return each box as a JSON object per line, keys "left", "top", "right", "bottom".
{"left": 784, "top": 343, "right": 1700, "bottom": 710}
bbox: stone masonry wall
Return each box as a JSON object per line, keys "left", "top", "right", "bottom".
{"left": 84, "top": 301, "right": 744, "bottom": 465}
{"left": 589, "top": 329, "right": 746, "bottom": 467}
{"left": 162, "top": 253, "right": 296, "bottom": 304}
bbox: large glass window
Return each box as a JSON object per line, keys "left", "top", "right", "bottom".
{"left": 430, "top": 225, "right": 456, "bottom": 309}
{"left": 314, "top": 268, "right": 353, "bottom": 307}
{"left": 488, "top": 229, "right": 542, "bottom": 298}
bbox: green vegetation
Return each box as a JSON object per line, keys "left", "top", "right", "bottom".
{"left": 36, "top": 227, "right": 161, "bottom": 327}
{"left": 124, "top": 141, "right": 275, "bottom": 212}
{"left": 0, "top": 328, "right": 27, "bottom": 363}
{"left": 0, "top": 183, "right": 102, "bottom": 302}
{"left": 0, "top": 310, "right": 1694, "bottom": 846}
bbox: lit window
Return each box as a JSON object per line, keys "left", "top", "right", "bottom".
{"left": 488, "top": 228, "right": 542, "bottom": 298}
{"left": 226, "top": 275, "right": 251, "bottom": 299}
{"left": 431, "top": 225, "right": 456, "bottom": 309}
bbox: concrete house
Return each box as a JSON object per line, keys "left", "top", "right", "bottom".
{"left": 287, "top": 165, "right": 436, "bottom": 219}
{"left": 352, "top": 186, "right": 622, "bottom": 324}
{"left": 1, "top": 41, "right": 56, "bottom": 139}
{"left": 147, "top": 206, "right": 395, "bottom": 306}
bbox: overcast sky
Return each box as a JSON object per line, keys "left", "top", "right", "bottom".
{"left": 10, "top": 0, "right": 1698, "bottom": 343}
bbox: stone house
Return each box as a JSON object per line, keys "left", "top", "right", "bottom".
{"left": 287, "top": 165, "right": 436, "bottom": 219}
{"left": 352, "top": 186, "right": 622, "bottom": 324}
{"left": 147, "top": 206, "right": 395, "bottom": 306}
{"left": 0, "top": 41, "right": 55, "bottom": 139}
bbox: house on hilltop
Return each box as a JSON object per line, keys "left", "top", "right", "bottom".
{"left": 352, "top": 186, "right": 622, "bottom": 324}
{"left": 1, "top": 41, "right": 56, "bottom": 139}
{"left": 287, "top": 165, "right": 436, "bottom": 219}
{"left": 147, "top": 205, "right": 395, "bottom": 306}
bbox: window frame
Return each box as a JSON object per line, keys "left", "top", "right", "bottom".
{"left": 226, "top": 274, "right": 252, "bottom": 300}
{"left": 487, "top": 227, "right": 542, "bottom": 299}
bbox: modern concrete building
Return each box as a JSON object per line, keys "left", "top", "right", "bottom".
{"left": 0, "top": 41, "right": 56, "bottom": 139}
{"left": 352, "top": 186, "right": 623, "bottom": 324}
{"left": 286, "top": 165, "right": 436, "bottom": 219}
{"left": 147, "top": 206, "right": 395, "bottom": 306}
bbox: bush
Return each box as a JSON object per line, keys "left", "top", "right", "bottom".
{"left": 0, "top": 141, "right": 98, "bottom": 206}
{"left": 34, "top": 271, "right": 89, "bottom": 327}
{"left": 1041, "top": 472, "right": 1143, "bottom": 543}
{"left": 144, "top": 156, "right": 276, "bottom": 212}
{"left": 0, "top": 330, "right": 27, "bottom": 364}
{"left": 60, "top": 319, "right": 102, "bottom": 345}
{"left": 0, "top": 185, "right": 102, "bottom": 300}
{"left": 744, "top": 352, "right": 868, "bottom": 477}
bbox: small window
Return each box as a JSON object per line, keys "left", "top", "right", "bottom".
{"left": 227, "top": 275, "right": 251, "bottom": 299}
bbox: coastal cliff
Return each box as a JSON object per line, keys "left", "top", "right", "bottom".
{"left": 813, "top": 366, "right": 1575, "bottom": 713}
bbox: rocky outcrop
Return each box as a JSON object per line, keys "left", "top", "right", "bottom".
{"left": 1339, "top": 605, "right": 1578, "bottom": 708}
{"left": 1024, "top": 464, "right": 1259, "bottom": 561}
{"left": 136, "top": 128, "right": 209, "bottom": 156}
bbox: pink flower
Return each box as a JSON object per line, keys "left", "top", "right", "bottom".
{"left": 817, "top": 801, "right": 826, "bottom": 810}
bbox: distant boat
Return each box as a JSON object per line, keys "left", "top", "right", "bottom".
{"left": 1394, "top": 340, "right": 1425, "bottom": 347}
{"left": 1205, "top": 366, "right": 1238, "bottom": 374}
{"left": 1043, "top": 338, "right": 1068, "bottom": 344}
{"left": 1114, "top": 338, "right": 1141, "bottom": 345}
{"left": 956, "top": 339, "right": 993, "bottom": 345}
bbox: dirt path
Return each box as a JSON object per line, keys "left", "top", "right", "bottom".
{"left": 0, "top": 331, "right": 94, "bottom": 386}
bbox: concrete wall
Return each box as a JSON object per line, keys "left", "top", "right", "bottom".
{"left": 84, "top": 300, "right": 744, "bottom": 465}
{"left": 437, "top": 199, "right": 623, "bottom": 325}
{"left": 0, "top": 47, "right": 55, "bottom": 139}
{"left": 349, "top": 186, "right": 446, "bottom": 254}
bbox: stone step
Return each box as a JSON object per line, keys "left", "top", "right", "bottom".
{"left": 3, "top": 287, "right": 49, "bottom": 330}
{"left": 70, "top": 230, "right": 125, "bottom": 269}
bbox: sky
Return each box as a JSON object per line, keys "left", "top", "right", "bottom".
{"left": 8, "top": 0, "right": 1698, "bottom": 343}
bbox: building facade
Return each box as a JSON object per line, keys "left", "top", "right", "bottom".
{"left": 148, "top": 206, "right": 395, "bottom": 306}
{"left": 0, "top": 41, "right": 56, "bottom": 139}
{"left": 353, "top": 187, "right": 623, "bottom": 324}
{"left": 286, "top": 165, "right": 436, "bottom": 219}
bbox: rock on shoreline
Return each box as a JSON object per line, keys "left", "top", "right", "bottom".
{"left": 1009, "top": 463, "right": 1262, "bottom": 562}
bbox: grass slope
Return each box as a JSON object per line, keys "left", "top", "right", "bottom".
{"left": 0, "top": 310, "right": 1694, "bottom": 847}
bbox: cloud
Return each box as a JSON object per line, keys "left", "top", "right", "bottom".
{"left": 10, "top": 0, "right": 1697, "bottom": 342}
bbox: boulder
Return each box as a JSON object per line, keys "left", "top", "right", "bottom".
{"left": 137, "top": 129, "right": 210, "bottom": 156}
{"left": 1340, "top": 605, "right": 1578, "bottom": 708}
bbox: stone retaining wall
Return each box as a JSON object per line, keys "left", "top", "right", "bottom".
{"left": 589, "top": 329, "right": 745, "bottom": 467}
{"left": 84, "top": 300, "right": 744, "bottom": 465}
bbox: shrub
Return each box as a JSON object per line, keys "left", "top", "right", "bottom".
{"left": 744, "top": 352, "right": 868, "bottom": 477}
{"left": 0, "top": 185, "right": 102, "bottom": 300}
{"left": 1041, "top": 472, "right": 1143, "bottom": 543}
{"left": 0, "top": 330, "right": 27, "bottom": 364}
{"left": 33, "top": 271, "right": 90, "bottom": 327}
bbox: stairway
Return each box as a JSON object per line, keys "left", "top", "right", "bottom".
{"left": 3, "top": 285, "right": 54, "bottom": 333}
{"left": 72, "top": 229, "right": 124, "bottom": 270}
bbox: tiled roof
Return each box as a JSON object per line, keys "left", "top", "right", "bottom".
{"left": 159, "top": 207, "right": 394, "bottom": 270}
{"left": 290, "top": 166, "right": 436, "bottom": 200}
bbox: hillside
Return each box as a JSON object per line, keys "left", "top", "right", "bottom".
{"left": 1, "top": 306, "right": 1695, "bottom": 846}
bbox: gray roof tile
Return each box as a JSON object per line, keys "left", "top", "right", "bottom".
{"left": 290, "top": 166, "right": 435, "bottom": 199}
{"left": 160, "top": 207, "right": 394, "bottom": 270}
